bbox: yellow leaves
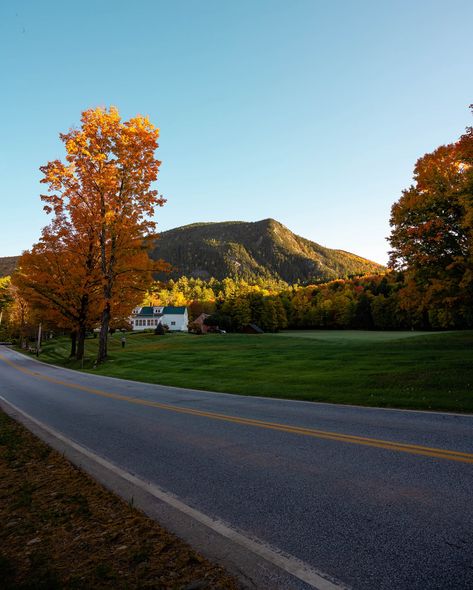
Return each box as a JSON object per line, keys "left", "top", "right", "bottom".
{"left": 104, "top": 210, "right": 115, "bottom": 224}
{"left": 456, "top": 161, "right": 471, "bottom": 173}
{"left": 66, "top": 139, "right": 79, "bottom": 155}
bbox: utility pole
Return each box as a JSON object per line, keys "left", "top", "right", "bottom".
{"left": 36, "top": 322, "right": 42, "bottom": 357}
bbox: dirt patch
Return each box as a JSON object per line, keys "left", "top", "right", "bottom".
{"left": 0, "top": 410, "right": 239, "bottom": 589}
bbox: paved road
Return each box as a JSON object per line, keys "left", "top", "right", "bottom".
{"left": 1, "top": 346, "right": 472, "bottom": 589}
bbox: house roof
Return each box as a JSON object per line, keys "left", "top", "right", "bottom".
{"left": 134, "top": 306, "right": 187, "bottom": 317}
{"left": 163, "top": 306, "right": 187, "bottom": 315}
{"left": 136, "top": 306, "right": 155, "bottom": 316}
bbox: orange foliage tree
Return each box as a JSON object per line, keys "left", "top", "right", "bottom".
{"left": 39, "top": 107, "right": 166, "bottom": 362}
{"left": 13, "top": 217, "right": 102, "bottom": 359}
{"left": 389, "top": 105, "right": 473, "bottom": 327}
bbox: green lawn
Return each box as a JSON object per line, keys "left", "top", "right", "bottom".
{"left": 29, "top": 330, "right": 473, "bottom": 413}
{"left": 278, "top": 329, "right": 451, "bottom": 342}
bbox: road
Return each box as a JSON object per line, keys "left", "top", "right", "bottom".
{"left": 1, "top": 346, "right": 472, "bottom": 589}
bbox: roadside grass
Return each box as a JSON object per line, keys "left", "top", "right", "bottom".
{"left": 0, "top": 409, "right": 238, "bottom": 590}
{"left": 30, "top": 330, "right": 473, "bottom": 412}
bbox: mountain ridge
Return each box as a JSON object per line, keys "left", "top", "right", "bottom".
{"left": 150, "top": 218, "right": 384, "bottom": 283}
{"left": 0, "top": 218, "right": 385, "bottom": 282}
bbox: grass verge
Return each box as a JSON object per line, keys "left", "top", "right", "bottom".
{"left": 21, "top": 329, "right": 473, "bottom": 412}
{"left": 0, "top": 409, "right": 238, "bottom": 590}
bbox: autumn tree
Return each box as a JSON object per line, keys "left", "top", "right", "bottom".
{"left": 13, "top": 217, "right": 102, "bottom": 359}
{"left": 40, "top": 107, "right": 166, "bottom": 363}
{"left": 221, "top": 296, "right": 252, "bottom": 330}
{"left": 389, "top": 105, "right": 473, "bottom": 328}
{"left": 7, "top": 286, "right": 36, "bottom": 348}
{"left": 0, "top": 276, "right": 12, "bottom": 317}
{"left": 0, "top": 276, "right": 14, "bottom": 338}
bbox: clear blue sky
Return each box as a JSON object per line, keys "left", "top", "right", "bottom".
{"left": 1, "top": 0, "right": 472, "bottom": 264}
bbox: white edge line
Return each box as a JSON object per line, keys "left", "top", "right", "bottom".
{"left": 4, "top": 345, "right": 472, "bottom": 419}
{"left": 0, "top": 395, "right": 349, "bottom": 590}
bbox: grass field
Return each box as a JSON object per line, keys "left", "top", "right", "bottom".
{"left": 278, "top": 329, "right": 451, "bottom": 342}
{"left": 29, "top": 329, "right": 473, "bottom": 413}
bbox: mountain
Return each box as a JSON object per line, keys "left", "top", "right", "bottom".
{"left": 0, "top": 219, "right": 385, "bottom": 283}
{"left": 0, "top": 256, "right": 19, "bottom": 278}
{"left": 150, "top": 218, "right": 384, "bottom": 283}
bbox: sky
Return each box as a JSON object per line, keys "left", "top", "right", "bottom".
{"left": 1, "top": 0, "right": 472, "bottom": 264}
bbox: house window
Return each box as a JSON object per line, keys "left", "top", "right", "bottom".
{"left": 171, "top": 321, "right": 176, "bottom": 326}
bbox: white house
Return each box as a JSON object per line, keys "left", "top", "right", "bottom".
{"left": 130, "top": 306, "right": 189, "bottom": 332}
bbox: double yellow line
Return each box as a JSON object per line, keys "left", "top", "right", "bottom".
{"left": 1, "top": 352, "right": 472, "bottom": 464}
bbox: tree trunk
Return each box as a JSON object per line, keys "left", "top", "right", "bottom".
{"left": 97, "top": 302, "right": 110, "bottom": 364}
{"left": 97, "top": 198, "right": 115, "bottom": 365}
{"left": 69, "top": 332, "right": 77, "bottom": 358}
{"left": 76, "top": 294, "right": 89, "bottom": 361}
{"left": 76, "top": 325, "right": 86, "bottom": 361}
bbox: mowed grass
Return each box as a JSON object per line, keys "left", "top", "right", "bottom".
{"left": 33, "top": 330, "right": 473, "bottom": 412}
{"left": 279, "top": 329, "right": 451, "bottom": 342}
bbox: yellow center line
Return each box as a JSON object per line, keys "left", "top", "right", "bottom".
{"left": 1, "top": 353, "right": 472, "bottom": 464}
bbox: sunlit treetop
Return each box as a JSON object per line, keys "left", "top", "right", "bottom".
{"left": 40, "top": 106, "right": 165, "bottom": 236}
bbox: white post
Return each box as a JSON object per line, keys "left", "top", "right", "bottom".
{"left": 36, "top": 322, "right": 42, "bottom": 357}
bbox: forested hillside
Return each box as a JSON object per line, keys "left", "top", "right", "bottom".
{"left": 0, "top": 256, "right": 18, "bottom": 277}
{"left": 2, "top": 219, "right": 383, "bottom": 283}
{"left": 150, "top": 218, "right": 384, "bottom": 282}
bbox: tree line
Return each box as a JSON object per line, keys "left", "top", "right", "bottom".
{"left": 141, "top": 264, "right": 473, "bottom": 332}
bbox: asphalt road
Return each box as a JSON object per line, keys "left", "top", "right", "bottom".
{"left": 1, "top": 346, "right": 472, "bottom": 589}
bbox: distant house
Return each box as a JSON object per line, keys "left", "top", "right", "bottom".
{"left": 130, "top": 306, "right": 189, "bottom": 332}
{"left": 192, "top": 313, "right": 212, "bottom": 333}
